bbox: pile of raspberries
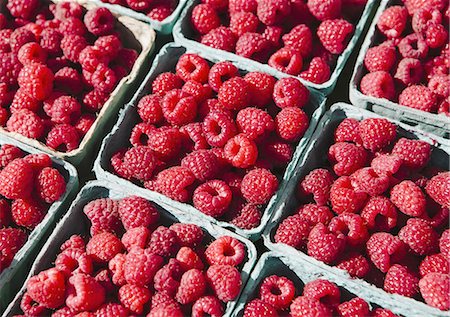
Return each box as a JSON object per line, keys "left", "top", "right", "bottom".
{"left": 0, "top": 144, "right": 67, "bottom": 275}
{"left": 110, "top": 53, "right": 311, "bottom": 230}
{"left": 18, "top": 195, "right": 247, "bottom": 316}
{"left": 274, "top": 116, "right": 450, "bottom": 310}
{"left": 100, "top": 0, "right": 178, "bottom": 21}
{"left": 243, "top": 276, "right": 399, "bottom": 316}
{"left": 189, "top": 0, "right": 368, "bottom": 84}
{"left": 0, "top": 0, "right": 139, "bottom": 152}
{"left": 359, "top": 0, "right": 449, "bottom": 116}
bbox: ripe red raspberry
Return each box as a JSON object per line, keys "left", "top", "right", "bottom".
{"left": 391, "top": 180, "right": 426, "bottom": 217}
{"left": 337, "top": 298, "right": 370, "bottom": 317}
{"left": 411, "top": 7, "right": 442, "bottom": 33}
{"left": 328, "top": 142, "right": 368, "bottom": 176}
{"left": 94, "top": 303, "right": 128, "bottom": 317}
{"left": 148, "top": 127, "right": 182, "bottom": 161}
{"left": 364, "top": 44, "right": 397, "bottom": 72}
{"left": 229, "top": 0, "right": 257, "bottom": 13}
{"left": 428, "top": 74, "right": 450, "bottom": 97}
{"left": 384, "top": 264, "right": 419, "bottom": 298}
{"left": 300, "top": 57, "right": 331, "bottom": 84}
{"left": 7, "top": 108, "right": 45, "bottom": 139}
{"left": 419, "top": 253, "right": 449, "bottom": 277}
{"left": 86, "top": 232, "right": 123, "bottom": 263}
{"left": 39, "top": 28, "right": 62, "bottom": 56}
{"left": 224, "top": 134, "right": 258, "bottom": 168}
{"left": 419, "top": 273, "right": 450, "bottom": 310}
{"left": 236, "top": 107, "right": 275, "bottom": 140}
{"left": 152, "top": 72, "right": 182, "bottom": 96}
{"left": 303, "top": 279, "right": 340, "bottom": 309}
{"left": 10, "top": 88, "right": 41, "bottom": 114}
{"left": 235, "top": 32, "right": 271, "bottom": 62}
{"left": 83, "top": 89, "right": 109, "bottom": 112}
{"left": 0, "top": 53, "right": 22, "bottom": 86}
{"left": 161, "top": 89, "right": 197, "bottom": 126}
{"left": 360, "top": 71, "right": 396, "bottom": 100}
{"left": 180, "top": 122, "right": 209, "bottom": 151}
{"left": 109, "top": 253, "right": 126, "bottom": 286}
{"left": 122, "top": 146, "right": 157, "bottom": 181}
{"left": 317, "top": 19, "right": 354, "bottom": 54}
{"left": 336, "top": 252, "right": 370, "bottom": 278}
{"left": 20, "top": 292, "right": 46, "bottom": 316}
{"left": 426, "top": 172, "right": 450, "bottom": 208}
{"left": 46, "top": 124, "right": 80, "bottom": 152}
{"left": 11, "top": 198, "right": 45, "bottom": 229}
{"left": 176, "top": 54, "right": 210, "bottom": 84}
{"left": 192, "top": 296, "right": 223, "bottom": 317}
{"left": 241, "top": 168, "right": 278, "bottom": 205}
{"left": 7, "top": 0, "right": 39, "bottom": 19}
{"left": 203, "top": 110, "right": 236, "bottom": 147}
{"left": 334, "top": 118, "right": 362, "bottom": 144}
{"left": 10, "top": 27, "right": 35, "bottom": 53}
{"left": 328, "top": 213, "right": 368, "bottom": 246}
{"left": 201, "top": 26, "right": 237, "bottom": 52}
{"left": 91, "top": 64, "right": 117, "bottom": 93}
{"left": 84, "top": 7, "right": 115, "bottom": 36}
{"left": 55, "top": 248, "right": 93, "bottom": 276}
{"left": 181, "top": 80, "right": 213, "bottom": 103}
{"left": 205, "top": 236, "right": 245, "bottom": 267}
{"left": 169, "top": 223, "right": 204, "bottom": 248}
{"left": 79, "top": 46, "right": 109, "bottom": 73}
{"left": 124, "top": 247, "right": 164, "bottom": 286}
{"left": 121, "top": 226, "right": 150, "bottom": 251}
{"left": 206, "top": 264, "right": 242, "bottom": 302}
{"left": 261, "top": 138, "right": 294, "bottom": 168}
{"left": 148, "top": 226, "right": 180, "bottom": 257}
{"left": 350, "top": 167, "right": 390, "bottom": 196}
{"left": 377, "top": 6, "right": 408, "bottom": 38}
{"left": 155, "top": 166, "right": 196, "bottom": 202}
{"left": 208, "top": 61, "right": 238, "bottom": 93}
{"left": 366, "top": 232, "right": 407, "bottom": 273}
{"left": 259, "top": 275, "right": 295, "bottom": 310}
{"left": 217, "top": 77, "right": 249, "bottom": 111}
{"left": 0, "top": 158, "right": 33, "bottom": 200}
{"left": 307, "top": 223, "right": 346, "bottom": 264}
{"left": 83, "top": 198, "right": 121, "bottom": 235}
{"left": 230, "top": 203, "right": 262, "bottom": 229}
{"left": 296, "top": 204, "right": 333, "bottom": 226}
{"left": 398, "top": 34, "right": 428, "bottom": 59}
{"left": 257, "top": 0, "right": 291, "bottom": 25}
{"left": 398, "top": 218, "right": 439, "bottom": 256}
{"left": 35, "top": 167, "right": 66, "bottom": 203}
{"left": 118, "top": 284, "right": 151, "bottom": 315}
{"left": 244, "top": 299, "right": 278, "bottom": 317}
{"left": 66, "top": 273, "right": 105, "bottom": 311}
{"left": 0, "top": 227, "right": 27, "bottom": 268}
{"left": 151, "top": 291, "right": 180, "bottom": 311}
{"left": 148, "top": 5, "right": 173, "bottom": 21}
{"left": 193, "top": 180, "right": 232, "bottom": 217}
{"left": 27, "top": 268, "right": 66, "bottom": 309}
{"left": 229, "top": 12, "right": 259, "bottom": 37}
{"left": 394, "top": 58, "right": 423, "bottom": 85}
{"left": 136, "top": 94, "right": 163, "bottom": 124}
{"left": 361, "top": 196, "right": 398, "bottom": 231}
{"left": 154, "top": 258, "right": 184, "bottom": 296}
{"left": 307, "top": 0, "right": 341, "bottom": 20}
{"left": 399, "top": 85, "right": 437, "bottom": 113}
{"left": 423, "top": 22, "right": 448, "bottom": 49}
{"left": 0, "top": 144, "right": 23, "bottom": 168}
{"left": 176, "top": 269, "right": 207, "bottom": 304}
{"left": 75, "top": 114, "right": 95, "bottom": 136}
{"left": 94, "top": 35, "right": 121, "bottom": 60}
{"left": 191, "top": 4, "right": 221, "bottom": 35}
{"left": 49, "top": 95, "right": 81, "bottom": 124}
{"left": 181, "top": 150, "right": 220, "bottom": 181}
{"left": 17, "top": 42, "right": 46, "bottom": 66}
{"left": 358, "top": 118, "right": 396, "bottom": 152}
{"left": 148, "top": 305, "right": 184, "bottom": 317}
{"left": 60, "top": 234, "right": 86, "bottom": 251}
{"left": 273, "top": 77, "right": 309, "bottom": 109}
{"left": 282, "top": 24, "right": 312, "bottom": 57}
{"left": 243, "top": 72, "right": 276, "bottom": 108}
{"left": 53, "top": 1, "right": 83, "bottom": 20}
{"left": 300, "top": 169, "right": 334, "bottom": 205}
{"left": 275, "top": 213, "right": 312, "bottom": 248}
{"left": 275, "top": 107, "right": 309, "bottom": 142}
{"left": 439, "top": 229, "right": 450, "bottom": 260}
{"left": 371, "top": 154, "right": 402, "bottom": 176}
{"left": 177, "top": 247, "right": 204, "bottom": 271}
{"left": 125, "top": 0, "right": 151, "bottom": 11}
{"left": 118, "top": 196, "right": 159, "bottom": 230}
{"left": 330, "top": 176, "right": 368, "bottom": 214}
{"left": 0, "top": 199, "right": 10, "bottom": 228}
{"left": 268, "top": 47, "right": 303, "bottom": 75}
{"left": 392, "top": 138, "right": 431, "bottom": 169}
{"left": 290, "top": 296, "right": 332, "bottom": 317}
{"left": 18, "top": 63, "right": 54, "bottom": 101}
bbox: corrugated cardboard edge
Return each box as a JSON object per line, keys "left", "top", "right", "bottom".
{"left": 2, "top": 180, "right": 257, "bottom": 317}
{"left": 0, "top": 135, "right": 78, "bottom": 313}
{"left": 349, "top": 0, "right": 450, "bottom": 138}
{"left": 93, "top": 42, "right": 327, "bottom": 241}
{"left": 0, "top": 0, "right": 156, "bottom": 166}
{"left": 173, "top": 0, "right": 378, "bottom": 95}
{"left": 263, "top": 103, "right": 450, "bottom": 317}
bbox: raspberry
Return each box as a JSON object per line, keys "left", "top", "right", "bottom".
{"left": 11, "top": 198, "right": 45, "bottom": 229}
{"left": 217, "top": 77, "right": 249, "bottom": 111}
{"left": 426, "top": 172, "right": 450, "bottom": 208}
{"left": 124, "top": 247, "right": 164, "bottom": 286}
{"left": 224, "top": 134, "right": 258, "bottom": 168}
{"left": 75, "top": 114, "right": 95, "bottom": 135}
{"left": 268, "top": 47, "right": 303, "bottom": 75}
{"left": 10, "top": 88, "right": 41, "bottom": 114}
{"left": 53, "top": 1, "right": 83, "bottom": 20}
{"left": 91, "top": 64, "right": 117, "bottom": 93}
{"left": 0, "top": 227, "right": 27, "bottom": 268}
{"left": 182, "top": 150, "right": 219, "bottom": 182}
{"left": 336, "top": 252, "right": 370, "bottom": 278}
{"left": 154, "top": 259, "right": 183, "bottom": 296}
{"left": 300, "top": 169, "right": 334, "bottom": 206}
{"left": 10, "top": 28, "right": 35, "bottom": 53}
{"left": 398, "top": 34, "right": 428, "bottom": 59}
{"left": 333, "top": 119, "right": 361, "bottom": 145}
{"left": 55, "top": 247, "right": 93, "bottom": 276}
{"left": 229, "top": 12, "right": 259, "bottom": 37}
{"left": 377, "top": 6, "right": 408, "bottom": 38}
{"left": 148, "top": 5, "right": 173, "bottom": 21}
{"left": 290, "top": 296, "right": 332, "bottom": 317}
{"left": 0, "top": 53, "right": 22, "bottom": 86}
{"left": 7, "top": 108, "right": 44, "bottom": 139}
{"left": 399, "top": 218, "right": 439, "bottom": 256}
{"left": 193, "top": 180, "right": 232, "bottom": 217}
{"left": 364, "top": 44, "right": 397, "bottom": 72}
{"left": 440, "top": 229, "right": 450, "bottom": 259}
{"left": 230, "top": 204, "right": 262, "bottom": 229}
{"left": 176, "top": 54, "right": 210, "bottom": 84}
{"left": 259, "top": 275, "right": 295, "bottom": 310}
{"left": 118, "top": 196, "right": 159, "bottom": 230}
{"left": 208, "top": 61, "right": 238, "bottom": 93}
{"left": 191, "top": 4, "right": 221, "bottom": 35}
{"left": 150, "top": 73, "right": 181, "bottom": 96}
{"left": 391, "top": 180, "right": 426, "bottom": 217}
{"left": 0, "top": 144, "right": 23, "bottom": 168}
{"left": 151, "top": 292, "right": 180, "bottom": 310}
{"left": 358, "top": 118, "right": 396, "bottom": 152}
{"left": 175, "top": 269, "right": 207, "bottom": 304}
{"left": 399, "top": 85, "right": 437, "bottom": 112}
{"left": 202, "top": 0, "right": 228, "bottom": 10}
{"left": 296, "top": 204, "right": 334, "bottom": 226}
{"left": 34, "top": 167, "right": 66, "bottom": 203}
{"left": 371, "top": 308, "right": 400, "bottom": 317}
{"left": 201, "top": 26, "right": 237, "bottom": 52}
{"left": 350, "top": 167, "right": 390, "bottom": 196}
{"left": 307, "top": 223, "right": 346, "bottom": 264}
{"left": 18, "top": 63, "right": 54, "bottom": 101}
{"left": 428, "top": 74, "right": 450, "bottom": 97}
{"left": 205, "top": 236, "right": 245, "bottom": 267}
{"left": 419, "top": 273, "right": 449, "bottom": 310}
{"left": 94, "top": 303, "right": 128, "bottom": 317}
{"left": 192, "top": 296, "right": 223, "bottom": 317}
{"left": 257, "top": 0, "right": 291, "bottom": 25}
{"left": 181, "top": 80, "right": 213, "bottom": 103}
{"left": 110, "top": 149, "right": 133, "bottom": 180}
{"left": 46, "top": 123, "right": 80, "bottom": 152}
{"left": 148, "top": 305, "right": 184, "bottom": 317}
{"left": 229, "top": 0, "right": 257, "bottom": 13}
{"left": 20, "top": 292, "right": 47, "bottom": 316}
{"left": 109, "top": 253, "right": 126, "bottom": 286}
{"left": 394, "top": 58, "right": 423, "bottom": 85}
{"left": 180, "top": 122, "right": 209, "bottom": 151}
{"left": 27, "top": 268, "right": 66, "bottom": 309}
{"left": 419, "top": 254, "right": 449, "bottom": 277}
{"left": 275, "top": 107, "right": 309, "bottom": 142}
{"left": 83, "top": 89, "right": 108, "bottom": 112}
{"left": 60, "top": 234, "right": 85, "bottom": 251}
{"left": 169, "top": 223, "right": 204, "bottom": 248}
{"left": 48, "top": 95, "right": 81, "bottom": 124}
{"left": 54, "top": 67, "right": 83, "bottom": 95}
{"left": 86, "top": 232, "right": 123, "bottom": 263}
{"left": 7, "top": 0, "right": 39, "bottom": 19}
{"left": 148, "top": 226, "right": 180, "bottom": 257}
{"left": 275, "top": 214, "right": 312, "bottom": 248}
{"left": 303, "top": 279, "right": 340, "bottom": 309}
{"left": 384, "top": 264, "right": 419, "bottom": 297}
{"left": 66, "top": 273, "right": 105, "bottom": 311}
{"left": 94, "top": 35, "right": 121, "bottom": 60}
{"left": 273, "top": 78, "right": 309, "bottom": 109}
{"left": 261, "top": 138, "right": 294, "bottom": 168}
{"left": 300, "top": 57, "right": 331, "bottom": 84}
{"left": 84, "top": 7, "right": 115, "bottom": 36}
{"left": 243, "top": 72, "right": 275, "bottom": 108}
{"left": 0, "top": 199, "right": 10, "bottom": 228}
{"left": 155, "top": 166, "right": 196, "bottom": 202}
{"left": 136, "top": 94, "right": 163, "bottom": 124}
{"left": 177, "top": 247, "right": 204, "bottom": 271}
{"left": 17, "top": 42, "right": 46, "bottom": 66}
{"left": 328, "top": 142, "right": 368, "bottom": 176}
{"left": 0, "top": 158, "right": 33, "bottom": 200}
{"left": 83, "top": 198, "right": 121, "bottom": 235}
{"left": 360, "top": 71, "right": 396, "bottom": 100}
{"left": 125, "top": 0, "right": 151, "bottom": 11}
{"left": 206, "top": 264, "right": 242, "bottom": 302}
{"left": 79, "top": 46, "right": 109, "bottom": 73}
{"left": 412, "top": 8, "right": 442, "bottom": 33}
{"left": 337, "top": 298, "right": 370, "bottom": 317}
{"left": 371, "top": 154, "right": 402, "bottom": 176}
{"left": 118, "top": 284, "right": 151, "bottom": 315}
{"left": 122, "top": 146, "right": 157, "bottom": 181}
{"left": 235, "top": 32, "right": 271, "bottom": 62}
{"left": 361, "top": 196, "right": 398, "bottom": 231}
{"left": 366, "top": 232, "right": 406, "bottom": 273}
{"left": 147, "top": 127, "right": 182, "bottom": 161}
{"left": 392, "top": 138, "right": 431, "bottom": 170}
{"left": 318, "top": 19, "right": 354, "bottom": 54}
{"left": 203, "top": 110, "right": 237, "bottom": 147}
{"left": 328, "top": 213, "right": 368, "bottom": 246}
{"left": 121, "top": 226, "right": 150, "bottom": 251}
{"left": 282, "top": 24, "right": 312, "bottom": 57}
{"left": 243, "top": 299, "right": 278, "bottom": 317}
{"left": 241, "top": 168, "right": 278, "bottom": 205}
{"left": 330, "top": 176, "right": 368, "bottom": 214}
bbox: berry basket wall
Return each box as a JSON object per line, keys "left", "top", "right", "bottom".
{"left": 231, "top": 251, "right": 404, "bottom": 317}
{"left": 0, "top": 135, "right": 78, "bottom": 313}
{"left": 263, "top": 103, "right": 450, "bottom": 317}
{"left": 0, "top": 0, "right": 156, "bottom": 166}
{"left": 2, "top": 180, "right": 258, "bottom": 317}
{"left": 349, "top": 0, "right": 450, "bottom": 138}
{"left": 172, "top": 0, "right": 378, "bottom": 96}
{"left": 93, "top": 42, "right": 327, "bottom": 241}
{"left": 90, "top": 0, "right": 189, "bottom": 34}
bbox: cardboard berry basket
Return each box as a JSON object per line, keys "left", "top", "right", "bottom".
{"left": 2, "top": 180, "right": 258, "bottom": 317}
{"left": 0, "top": 135, "right": 78, "bottom": 313}
{"left": 263, "top": 103, "right": 450, "bottom": 317}
{"left": 172, "top": 0, "right": 378, "bottom": 96}
{"left": 349, "top": 0, "right": 450, "bottom": 138}
{"left": 92, "top": 42, "right": 327, "bottom": 241}
{"left": 0, "top": 0, "right": 156, "bottom": 166}
{"left": 90, "top": 0, "right": 189, "bottom": 34}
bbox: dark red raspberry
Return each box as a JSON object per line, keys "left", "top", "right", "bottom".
{"left": 181, "top": 150, "right": 219, "bottom": 181}
{"left": 11, "top": 198, "right": 44, "bottom": 229}
{"left": 275, "top": 107, "right": 309, "bottom": 142}
{"left": 377, "top": 6, "right": 408, "bottom": 38}
{"left": 84, "top": 7, "right": 115, "bottom": 36}
{"left": 307, "top": 223, "right": 346, "bottom": 264}
{"left": 290, "top": 296, "right": 332, "bottom": 317}
{"left": 206, "top": 264, "right": 242, "bottom": 302}
{"left": 119, "top": 196, "right": 159, "bottom": 230}
{"left": 137, "top": 94, "right": 163, "bottom": 124}
{"left": 10, "top": 28, "right": 35, "bottom": 53}
{"left": 7, "top": 0, "right": 39, "bottom": 19}
{"left": 317, "top": 19, "right": 354, "bottom": 54}
{"left": 243, "top": 72, "right": 276, "bottom": 108}
{"left": 35, "top": 167, "right": 66, "bottom": 203}
{"left": 59, "top": 17, "right": 87, "bottom": 37}
{"left": 398, "top": 34, "right": 428, "bottom": 59}
{"left": 366, "top": 232, "right": 406, "bottom": 273}
{"left": 273, "top": 77, "right": 309, "bottom": 109}
{"left": 330, "top": 176, "right": 368, "bottom": 214}
{"left": 420, "top": 253, "right": 449, "bottom": 277}
{"left": 364, "top": 44, "right": 397, "bottom": 72}
{"left": 336, "top": 252, "right": 370, "bottom": 278}
{"left": 230, "top": 12, "right": 259, "bottom": 36}
{"left": 169, "top": 223, "right": 204, "bottom": 248}
{"left": 20, "top": 292, "right": 47, "bottom": 316}
{"left": 307, "top": 0, "right": 341, "bottom": 20}
{"left": 426, "top": 172, "right": 450, "bottom": 208}
{"left": 391, "top": 180, "right": 426, "bottom": 217}
{"left": 181, "top": 80, "right": 213, "bottom": 103}
{"left": 54, "top": 67, "right": 83, "bottom": 95}
{"left": 118, "top": 284, "right": 151, "bottom": 315}
{"left": 261, "top": 138, "right": 294, "bottom": 168}
{"left": 83, "top": 89, "right": 109, "bottom": 112}
{"left": 224, "top": 134, "right": 258, "bottom": 168}
{"left": 257, "top": 0, "right": 291, "bottom": 25}
{"left": 83, "top": 198, "right": 121, "bottom": 235}
{"left": 235, "top": 32, "right": 271, "bottom": 62}
{"left": 124, "top": 247, "right": 164, "bottom": 286}
{"left": 268, "top": 47, "right": 303, "bottom": 75}
{"left": 300, "top": 57, "right": 331, "bottom": 84}
{"left": 259, "top": 275, "right": 295, "bottom": 310}
{"left": 123, "top": 146, "right": 157, "bottom": 181}
{"left": 193, "top": 180, "right": 232, "bottom": 217}
{"left": 176, "top": 53, "right": 210, "bottom": 84}
{"left": 154, "top": 258, "right": 183, "bottom": 296}
{"left": 192, "top": 296, "right": 223, "bottom": 317}
{"left": 328, "top": 213, "right": 368, "bottom": 246}
{"left": 384, "top": 264, "right": 419, "bottom": 298}
{"left": 399, "top": 85, "right": 437, "bottom": 112}
{"left": 176, "top": 246, "right": 204, "bottom": 271}
{"left": 0, "top": 199, "right": 10, "bottom": 228}
{"left": 358, "top": 118, "right": 396, "bottom": 152}
{"left": 155, "top": 166, "right": 196, "bottom": 202}
{"left": 176, "top": 269, "right": 207, "bottom": 304}
{"left": 208, "top": 61, "right": 238, "bottom": 93}
{"left": 419, "top": 273, "right": 450, "bottom": 310}
{"left": 191, "top": 4, "right": 221, "bottom": 35}
{"left": 161, "top": 89, "right": 197, "bottom": 126}
{"left": 53, "top": 1, "right": 83, "bottom": 20}
{"left": 17, "top": 42, "right": 47, "bottom": 66}
{"left": 230, "top": 203, "right": 262, "bottom": 229}
{"left": 27, "top": 268, "right": 66, "bottom": 309}
{"left": 282, "top": 24, "right": 312, "bottom": 57}
{"left": 300, "top": 169, "right": 334, "bottom": 206}
{"left": 46, "top": 124, "right": 80, "bottom": 152}
{"left": 91, "top": 64, "right": 117, "bottom": 93}
{"left": 350, "top": 167, "right": 390, "bottom": 196}
{"left": 148, "top": 226, "right": 180, "bottom": 257}
{"left": 86, "top": 232, "right": 123, "bottom": 263}
{"left": 328, "top": 142, "right": 368, "bottom": 176}
{"left": 148, "top": 127, "right": 182, "bottom": 161}
{"left": 398, "top": 218, "right": 439, "bottom": 256}
{"left": 94, "top": 35, "right": 121, "bottom": 60}
{"left": 125, "top": 0, "right": 151, "bottom": 11}
{"left": 0, "top": 158, "right": 33, "bottom": 200}
{"left": 201, "top": 26, "right": 237, "bottom": 52}
{"left": 229, "top": 0, "right": 257, "bottom": 13}
{"left": 151, "top": 291, "right": 180, "bottom": 311}
{"left": 361, "top": 196, "right": 398, "bottom": 231}
{"left": 360, "top": 71, "right": 396, "bottom": 100}
{"left": 18, "top": 63, "right": 54, "bottom": 101}
{"left": 392, "top": 138, "right": 431, "bottom": 170}
{"left": 236, "top": 107, "right": 274, "bottom": 140}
